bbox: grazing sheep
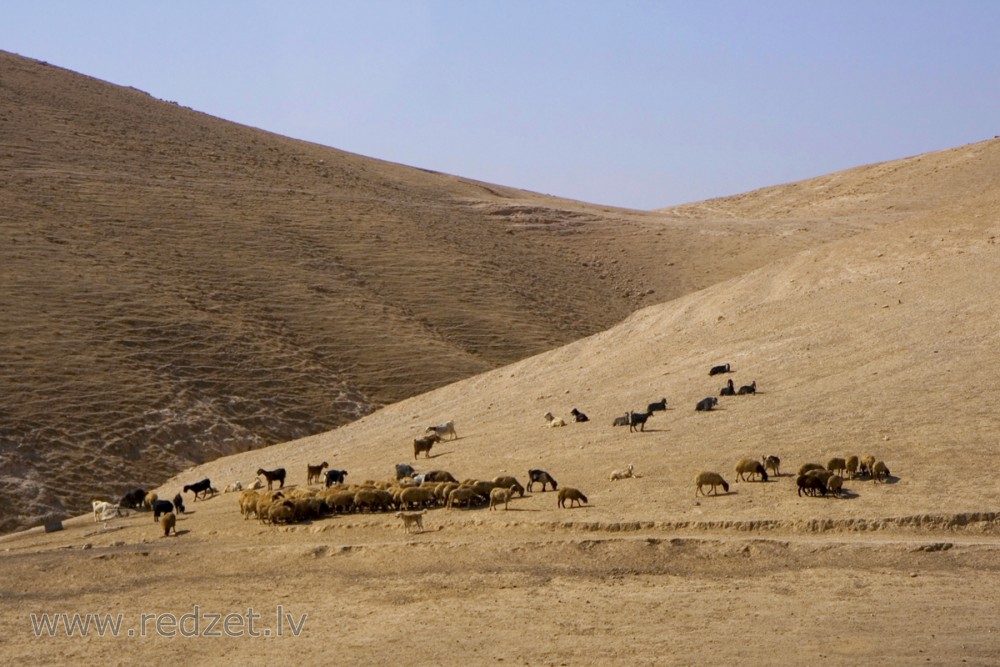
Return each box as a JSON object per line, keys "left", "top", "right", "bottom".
{"left": 183, "top": 478, "right": 215, "bottom": 500}
{"left": 845, "top": 456, "right": 860, "bottom": 479}
{"left": 492, "top": 476, "right": 526, "bottom": 497}
{"left": 627, "top": 411, "right": 653, "bottom": 432}
{"left": 798, "top": 463, "right": 825, "bottom": 476}
{"left": 222, "top": 481, "right": 243, "bottom": 494}
{"left": 307, "top": 462, "right": 329, "bottom": 485}
{"left": 570, "top": 408, "right": 589, "bottom": 422}
{"left": 527, "top": 469, "right": 558, "bottom": 492}
{"left": 161, "top": 512, "right": 177, "bottom": 537}
{"left": 762, "top": 455, "right": 781, "bottom": 477}
{"left": 720, "top": 379, "right": 736, "bottom": 396}
{"left": 872, "top": 461, "right": 891, "bottom": 483}
{"left": 860, "top": 455, "right": 876, "bottom": 478}
{"left": 447, "top": 486, "right": 484, "bottom": 509}
{"left": 557, "top": 487, "right": 588, "bottom": 508}
{"left": 489, "top": 486, "right": 515, "bottom": 510}
{"left": 797, "top": 474, "right": 828, "bottom": 497}
{"left": 256, "top": 468, "right": 286, "bottom": 491}
{"left": 609, "top": 464, "right": 635, "bottom": 481}
{"left": 151, "top": 499, "right": 174, "bottom": 522}
{"left": 695, "top": 472, "right": 730, "bottom": 496}
{"left": 426, "top": 421, "right": 457, "bottom": 440}
{"left": 737, "top": 381, "right": 757, "bottom": 395}
{"left": 424, "top": 470, "right": 459, "bottom": 484}
{"left": 119, "top": 488, "right": 147, "bottom": 510}
{"left": 396, "top": 463, "right": 417, "bottom": 480}
{"left": 647, "top": 398, "right": 668, "bottom": 413}
{"left": 826, "top": 475, "right": 844, "bottom": 497}
{"left": 612, "top": 413, "right": 630, "bottom": 427}
{"left": 695, "top": 397, "right": 719, "bottom": 411}
{"left": 324, "top": 469, "right": 349, "bottom": 487}
{"left": 91, "top": 500, "right": 120, "bottom": 522}
{"left": 735, "top": 458, "right": 769, "bottom": 482}
{"left": 709, "top": 363, "right": 731, "bottom": 376}
{"left": 395, "top": 510, "right": 427, "bottom": 534}
{"left": 543, "top": 411, "right": 567, "bottom": 427}
{"left": 826, "top": 457, "right": 847, "bottom": 476}
{"left": 325, "top": 490, "right": 356, "bottom": 513}
{"left": 399, "top": 486, "right": 436, "bottom": 510}
{"left": 413, "top": 433, "right": 440, "bottom": 459}
{"left": 143, "top": 492, "right": 158, "bottom": 510}
{"left": 239, "top": 490, "right": 260, "bottom": 519}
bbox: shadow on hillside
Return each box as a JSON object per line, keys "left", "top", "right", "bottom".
{"left": 833, "top": 490, "right": 860, "bottom": 500}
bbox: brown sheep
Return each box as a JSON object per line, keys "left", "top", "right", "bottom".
{"left": 798, "top": 463, "right": 825, "bottom": 476}
{"left": 325, "top": 490, "right": 356, "bottom": 513}
{"left": 447, "top": 487, "right": 483, "bottom": 509}
{"left": 872, "top": 461, "right": 891, "bottom": 483}
{"left": 160, "top": 511, "right": 177, "bottom": 537}
{"left": 424, "top": 470, "right": 459, "bottom": 484}
{"left": 860, "top": 455, "right": 877, "bottom": 478}
{"left": 492, "top": 476, "right": 526, "bottom": 497}
{"left": 826, "top": 458, "right": 847, "bottom": 476}
{"left": 557, "top": 487, "right": 588, "bottom": 508}
{"left": 399, "top": 486, "right": 437, "bottom": 510}
{"left": 735, "top": 458, "right": 769, "bottom": 482}
{"left": 695, "top": 472, "right": 730, "bottom": 497}
{"left": 826, "top": 475, "right": 844, "bottom": 497}
{"left": 845, "top": 455, "right": 860, "bottom": 479}
{"left": 489, "top": 486, "right": 515, "bottom": 510}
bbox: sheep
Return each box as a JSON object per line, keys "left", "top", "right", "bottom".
{"left": 256, "top": 468, "right": 286, "bottom": 491}
{"left": 709, "top": 363, "right": 731, "bottom": 376}
{"left": 735, "top": 458, "right": 769, "bottom": 482}
{"left": 612, "top": 413, "right": 630, "bottom": 427}
{"left": 762, "top": 455, "right": 781, "bottom": 477}
{"left": 395, "top": 510, "right": 427, "bottom": 534}
{"left": 143, "top": 492, "right": 158, "bottom": 510}
{"left": 737, "top": 381, "right": 757, "bottom": 395}
{"left": 268, "top": 501, "right": 296, "bottom": 525}
{"left": 492, "top": 476, "right": 526, "bottom": 497}
{"left": 826, "top": 475, "right": 844, "bottom": 497}
{"left": 353, "top": 489, "right": 383, "bottom": 513}
{"left": 695, "top": 472, "right": 730, "bottom": 496}
{"left": 183, "top": 478, "right": 215, "bottom": 500}
{"left": 806, "top": 468, "right": 835, "bottom": 485}
{"left": 872, "top": 461, "right": 891, "bottom": 483}
{"left": 239, "top": 490, "right": 260, "bottom": 519}
{"left": 395, "top": 463, "right": 417, "bottom": 480}
{"left": 720, "top": 379, "right": 736, "bottom": 396}
{"left": 426, "top": 421, "right": 457, "bottom": 440}
{"left": 222, "top": 481, "right": 243, "bottom": 494}
{"left": 569, "top": 408, "right": 589, "bottom": 422}
{"left": 324, "top": 469, "right": 349, "bottom": 487}
{"left": 424, "top": 470, "right": 459, "bottom": 484}
{"left": 151, "top": 499, "right": 174, "bottom": 522}
{"left": 557, "top": 487, "right": 588, "bottom": 508}
{"left": 413, "top": 433, "right": 440, "bottom": 459}
{"left": 695, "top": 397, "right": 719, "bottom": 411}
{"left": 609, "top": 464, "right": 635, "bottom": 481}
{"left": 543, "top": 411, "right": 567, "bottom": 427}
{"left": 845, "top": 455, "right": 860, "bottom": 479}
{"left": 447, "top": 486, "right": 483, "bottom": 509}
{"left": 798, "top": 463, "right": 825, "bottom": 476}
{"left": 797, "top": 474, "right": 828, "bottom": 497}
{"left": 527, "top": 469, "right": 558, "bottom": 492}
{"left": 826, "top": 458, "right": 847, "bottom": 476}
{"left": 119, "top": 488, "right": 147, "bottom": 510}
{"left": 306, "top": 462, "right": 329, "bottom": 485}
{"left": 860, "top": 455, "right": 877, "bottom": 478}
{"left": 325, "top": 490, "right": 356, "bottom": 513}
{"left": 91, "top": 499, "right": 120, "bottom": 522}
{"left": 489, "top": 486, "right": 515, "bottom": 510}
{"left": 399, "top": 486, "right": 437, "bottom": 510}
{"left": 647, "top": 398, "right": 668, "bottom": 413}
{"left": 161, "top": 512, "right": 177, "bottom": 537}
{"left": 172, "top": 493, "right": 185, "bottom": 514}
{"left": 627, "top": 411, "right": 653, "bottom": 432}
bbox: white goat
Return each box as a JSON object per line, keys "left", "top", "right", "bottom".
{"left": 609, "top": 464, "right": 636, "bottom": 481}
{"left": 426, "top": 420, "right": 458, "bottom": 440}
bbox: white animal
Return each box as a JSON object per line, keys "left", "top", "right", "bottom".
{"left": 426, "top": 421, "right": 457, "bottom": 440}
{"left": 543, "top": 411, "right": 566, "bottom": 427}
{"left": 248, "top": 479, "right": 264, "bottom": 490}
{"left": 609, "top": 464, "right": 636, "bottom": 481}
{"left": 91, "top": 499, "right": 120, "bottom": 522}
{"left": 223, "top": 481, "right": 243, "bottom": 494}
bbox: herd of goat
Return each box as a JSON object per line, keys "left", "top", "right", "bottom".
{"left": 90, "top": 363, "right": 893, "bottom": 536}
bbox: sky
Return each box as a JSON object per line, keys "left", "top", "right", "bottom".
{"left": 3, "top": 1, "right": 998, "bottom": 210}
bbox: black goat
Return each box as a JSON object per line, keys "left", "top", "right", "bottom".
{"left": 119, "top": 488, "right": 147, "bottom": 510}
{"left": 569, "top": 408, "right": 589, "bottom": 422}
{"left": 183, "top": 478, "right": 214, "bottom": 500}
{"left": 737, "top": 381, "right": 757, "bottom": 395}
{"left": 720, "top": 379, "right": 736, "bottom": 396}
{"left": 527, "top": 469, "right": 558, "bottom": 492}
{"left": 395, "top": 463, "right": 417, "bottom": 480}
{"left": 646, "top": 398, "right": 668, "bottom": 413}
{"left": 628, "top": 411, "right": 653, "bottom": 432}
{"left": 324, "top": 469, "right": 349, "bottom": 487}
{"left": 151, "top": 499, "right": 174, "bottom": 522}
{"left": 695, "top": 397, "right": 719, "bottom": 411}
{"left": 256, "top": 468, "right": 286, "bottom": 491}
{"left": 173, "top": 493, "right": 186, "bottom": 514}
{"left": 709, "top": 363, "right": 731, "bottom": 376}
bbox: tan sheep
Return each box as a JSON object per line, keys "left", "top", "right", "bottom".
{"left": 860, "top": 455, "right": 877, "bottom": 478}
{"left": 543, "top": 411, "right": 567, "bottom": 427}
{"left": 489, "top": 486, "right": 514, "bottom": 510}
{"left": 325, "top": 490, "right": 356, "bottom": 513}
{"left": 826, "top": 474, "right": 844, "bottom": 497}
{"left": 557, "top": 487, "right": 588, "bottom": 508}
{"left": 609, "top": 464, "right": 635, "bottom": 481}
{"left": 735, "top": 458, "right": 768, "bottom": 482}
{"left": 143, "top": 492, "right": 158, "bottom": 510}
{"left": 845, "top": 455, "right": 860, "bottom": 479}
{"left": 239, "top": 490, "right": 260, "bottom": 520}
{"left": 695, "top": 472, "right": 730, "bottom": 497}
{"left": 447, "top": 486, "right": 483, "bottom": 509}
{"left": 826, "top": 457, "right": 847, "bottom": 476}
{"left": 798, "top": 463, "right": 825, "bottom": 476}
{"left": 160, "top": 511, "right": 177, "bottom": 537}
{"left": 492, "top": 476, "right": 526, "bottom": 497}
{"left": 872, "top": 461, "right": 891, "bottom": 483}
{"left": 399, "top": 486, "right": 436, "bottom": 510}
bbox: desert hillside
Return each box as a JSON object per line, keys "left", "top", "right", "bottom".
{"left": 2, "top": 136, "right": 998, "bottom": 664}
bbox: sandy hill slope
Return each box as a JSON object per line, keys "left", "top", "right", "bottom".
{"left": 2, "top": 139, "right": 999, "bottom": 665}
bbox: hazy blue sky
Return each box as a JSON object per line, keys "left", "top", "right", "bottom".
{"left": 3, "top": 1, "right": 998, "bottom": 209}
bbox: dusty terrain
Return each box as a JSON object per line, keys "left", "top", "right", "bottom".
{"left": 3, "top": 50, "right": 1000, "bottom": 664}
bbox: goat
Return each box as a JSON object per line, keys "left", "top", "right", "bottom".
{"left": 151, "top": 499, "right": 174, "bottom": 522}
{"left": 424, "top": 470, "right": 459, "bottom": 484}
{"left": 173, "top": 493, "right": 185, "bottom": 514}
{"left": 183, "top": 478, "right": 215, "bottom": 500}
{"left": 527, "top": 469, "right": 558, "bottom": 492}
{"left": 91, "top": 499, "right": 120, "bottom": 522}
{"left": 414, "top": 433, "right": 440, "bottom": 459}
{"left": 324, "top": 469, "right": 349, "bottom": 487}
{"left": 720, "top": 379, "right": 736, "bottom": 396}
{"left": 647, "top": 398, "right": 668, "bottom": 413}
{"left": 695, "top": 472, "right": 730, "bottom": 496}
{"left": 426, "top": 421, "right": 457, "bottom": 440}
{"left": 119, "top": 488, "right": 147, "bottom": 510}
{"left": 612, "top": 413, "right": 630, "bottom": 427}
{"left": 306, "top": 462, "right": 329, "bottom": 485}
{"left": 609, "top": 464, "right": 635, "bottom": 481}
{"left": 628, "top": 411, "right": 652, "bottom": 432}
{"left": 557, "top": 487, "right": 588, "bottom": 508}
{"left": 737, "top": 381, "right": 757, "bottom": 395}
{"left": 569, "top": 408, "right": 589, "bottom": 422}
{"left": 695, "top": 397, "right": 719, "bottom": 411}
{"left": 256, "top": 468, "right": 286, "bottom": 491}
{"left": 709, "top": 363, "right": 731, "bottom": 376}
{"left": 762, "top": 455, "right": 781, "bottom": 477}
{"left": 395, "top": 463, "right": 417, "bottom": 480}
{"left": 222, "top": 481, "right": 243, "bottom": 494}
{"left": 543, "top": 411, "right": 567, "bottom": 427}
